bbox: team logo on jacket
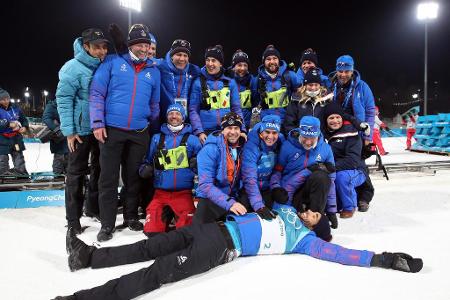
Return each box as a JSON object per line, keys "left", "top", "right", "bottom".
{"left": 316, "top": 154, "right": 322, "bottom": 161}
{"left": 177, "top": 255, "right": 188, "bottom": 265}
{"left": 120, "top": 64, "right": 127, "bottom": 72}
{"left": 145, "top": 72, "right": 151, "bottom": 79}
{"left": 293, "top": 153, "right": 300, "bottom": 160}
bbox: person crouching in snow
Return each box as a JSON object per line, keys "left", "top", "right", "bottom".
{"left": 323, "top": 103, "right": 367, "bottom": 218}
{"left": 55, "top": 203, "right": 423, "bottom": 300}
{"left": 193, "top": 112, "right": 247, "bottom": 224}
{"left": 139, "top": 104, "right": 202, "bottom": 235}
{"left": 270, "top": 116, "right": 339, "bottom": 229}
{"left": 240, "top": 115, "right": 284, "bottom": 220}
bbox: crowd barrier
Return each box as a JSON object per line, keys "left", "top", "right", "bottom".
{"left": 412, "top": 113, "right": 450, "bottom": 154}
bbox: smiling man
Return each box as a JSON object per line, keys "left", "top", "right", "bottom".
{"left": 89, "top": 24, "right": 161, "bottom": 242}
{"left": 192, "top": 112, "right": 247, "bottom": 224}
{"left": 241, "top": 115, "right": 284, "bottom": 219}
{"left": 55, "top": 203, "right": 423, "bottom": 300}
{"left": 189, "top": 45, "right": 245, "bottom": 144}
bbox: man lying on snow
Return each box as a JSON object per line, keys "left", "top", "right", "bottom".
{"left": 54, "top": 204, "right": 423, "bottom": 300}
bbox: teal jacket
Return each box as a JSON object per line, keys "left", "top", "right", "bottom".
{"left": 56, "top": 37, "right": 102, "bottom": 136}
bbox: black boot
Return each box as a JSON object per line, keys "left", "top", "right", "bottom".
{"left": 124, "top": 219, "right": 143, "bottom": 231}
{"left": 67, "top": 233, "right": 96, "bottom": 272}
{"left": 97, "top": 226, "right": 115, "bottom": 242}
{"left": 370, "top": 252, "right": 423, "bottom": 273}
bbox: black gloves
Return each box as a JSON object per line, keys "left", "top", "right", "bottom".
{"left": 327, "top": 213, "right": 338, "bottom": 229}
{"left": 256, "top": 207, "right": 277, "bottom": 220}
{"left": 139, "top": 162, "right": 154, "bottom": 179}
{"left": 307, "top": 162, "right": 336, "bottom": 174}
{"left": 189, "top": 157, "right": 198, "bottom": 174}
{"left": 361, "top": 143, "right": 377, "bottom": 160}
{"left": 384, "top": 126, "right": 391, "bottom": 131}
{"left": 109, "top": 23, "right": 128, "bottom": 54}
{"left": 161, "top": 206, "right": 175, "bottom": 223}
{"left": 271, "top": 187, "right": 288, "bottom": 204}
{"left": 370, "top": 252, "right": 423, "bottom": 273}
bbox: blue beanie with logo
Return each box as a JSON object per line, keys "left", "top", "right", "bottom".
{"left": 260, "top": 115, "right": 281, "bottom": 133}
{"left": 299, "top": 116, "right": 321, "bottom": 137}
{"left": 166, "top": 103, "right": 186, "bottom": 120}
{"left": 336, "top": 55, "right": 354, "bottom": 71}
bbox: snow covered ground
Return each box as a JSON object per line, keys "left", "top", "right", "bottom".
{"left": 1, "top": 137, "right": 450, "bottom": 300}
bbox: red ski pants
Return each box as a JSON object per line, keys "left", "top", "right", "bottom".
{"left": 372, "top": 128, "right": 386, "bottom": 155}
{"left": 144, "top": 189, "right": 195, "bottom": 233}
{"left": 406, "top": 128, "right": 416, "bottom": 149}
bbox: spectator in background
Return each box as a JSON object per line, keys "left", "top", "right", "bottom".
{"left": 56, "top": 28, "right": 108, "bottom": 234}
{"left": 405, "top": 111, "right": 419, "bottom": 150}
{"left": 42, "top": 99, "right": 69, "bottom": 174}
{"left": 0, "top": 87, "right": 29, "bottom": 175}
{"left": 373, "top": 106, "right": 389, "bottom": 156}
{"left": 296, "top": 48, "right": 331, "bottom": 88}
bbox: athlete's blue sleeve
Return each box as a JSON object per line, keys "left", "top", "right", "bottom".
{"left": 293, "top": 233, "right": 374, "bottom": 267}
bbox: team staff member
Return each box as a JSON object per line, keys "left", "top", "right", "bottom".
{"left": 89, "top": 24, "right": 161, "bottom": 242}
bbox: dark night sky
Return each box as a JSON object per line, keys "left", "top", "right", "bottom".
{"left": 1, "top": 0, "right": 449, "bottom": 115}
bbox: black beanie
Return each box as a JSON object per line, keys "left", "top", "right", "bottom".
{"left": 127, "top": 24, "right": 151, "bottom": 46}
{"left": 323, "top": 102, "right": 345, "bottom": 124}
{"left": 231, "top": 49, "right": 250, "bottom": 67}
{"left": 205, "top": 45, "right": 224, "bottom": 65}
{"left": 300, "top": 48, "right": 318, "bottom": 66}
{"left": 170, "top": 39, "right": 191, "bottom": 57}
{"left": 221, "top": 112, "right": 243, "bottom": 130}
{"left": 313, "top": 214, "right": 332, "bottom": 242}
{"left": 303, "top": 68, "right": 322, "bottom": 85}
{"left": 262, "top": 45, "right": 281, "bottom": 63}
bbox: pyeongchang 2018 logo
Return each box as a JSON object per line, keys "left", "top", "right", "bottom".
{"left": 26, "top": 194, "right": 64, "bottom": 203}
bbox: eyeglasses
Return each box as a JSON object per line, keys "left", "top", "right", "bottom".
{"left": 172, "top": 39, "right": 191, "bottom": 48}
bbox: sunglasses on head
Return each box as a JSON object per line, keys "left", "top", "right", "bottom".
{"left": 337, "top": 62, "right": 352, "bottom": 67}
{"left": 173, "top": 39, "right": 191, "bottom": 48}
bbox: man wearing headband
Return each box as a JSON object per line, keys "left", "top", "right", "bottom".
{"left": 56, "top": 203, "right": 423, "bottom": 299}
{"left": 241, "top": 115, "right": 284, "bottom": 220}
{"left": 193, "top": 112, "right": 247, "bottom": 224}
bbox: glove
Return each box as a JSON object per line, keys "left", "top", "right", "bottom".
{"left": 138, "top": 162, "right": 154, "bottom": 179}
{"left": 308, "top": 163, "right": 333, "bottom": 173}
{"left": 370, "top": 252, "right": 423, "bottom": 273}
{"left": 384, "top": 126, "right": 391, "bottom": 131}
{"left": 189, "top": 157, "right": 198, "bottom": 174}
{"left": 109, "top": 23, "right": 128, "bottom": 54}
{"left": 256, "top": 207, "right": 277, "bottom": 220}
{"left": 327, "top": 213, "right": 338, "bottom": 229}
{"left": 271, "top": 187, "right": 288, "bottom": 204}
{"left": 361, "top": 143, "right": 377, "bottom": 160}
{"left": 360, "top": 122, "right": 371, "bottom": 137}
{"left": 161, "top": 205, "right": 175, "bottom": 223}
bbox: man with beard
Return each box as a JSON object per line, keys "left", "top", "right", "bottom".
{"left": 256, "top": 45, "right": 301, "bottom": 123}
{"left": 89, "top": 24, "right": 161, "bottom": 242}
{"left": 56, "top": 28, "right": 109, "bottom": 233}
{"left": 189, "top": 45, "right": 245, "bottom": 144}
{"left": 227, "top": 49, "right": 258, "bottom": 129}
{"left": 192, "top": 112, "right": 247, "bottom": 224}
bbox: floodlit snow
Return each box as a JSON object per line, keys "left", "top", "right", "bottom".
{"left": 1, "top": 137, "right": 450, "bottom": 300}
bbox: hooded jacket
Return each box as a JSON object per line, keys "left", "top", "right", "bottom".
{"left": 56, "top": 37, "right": 102, "bottom": 136}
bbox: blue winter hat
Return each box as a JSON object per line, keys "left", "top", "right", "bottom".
{"left": 166, "top": 103, "right": 186, "bottom": 120}
{"left": 0, "top": 88, "right": 10, "bottom": 100}
{"left": 299, "top": 116, "right": 321, "bottom": 137}
{"left": 336, "top": 55, "right": 354, "bottom": 71}
{"left": 260, "top": 115, "right": 281, "bottom": 133}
